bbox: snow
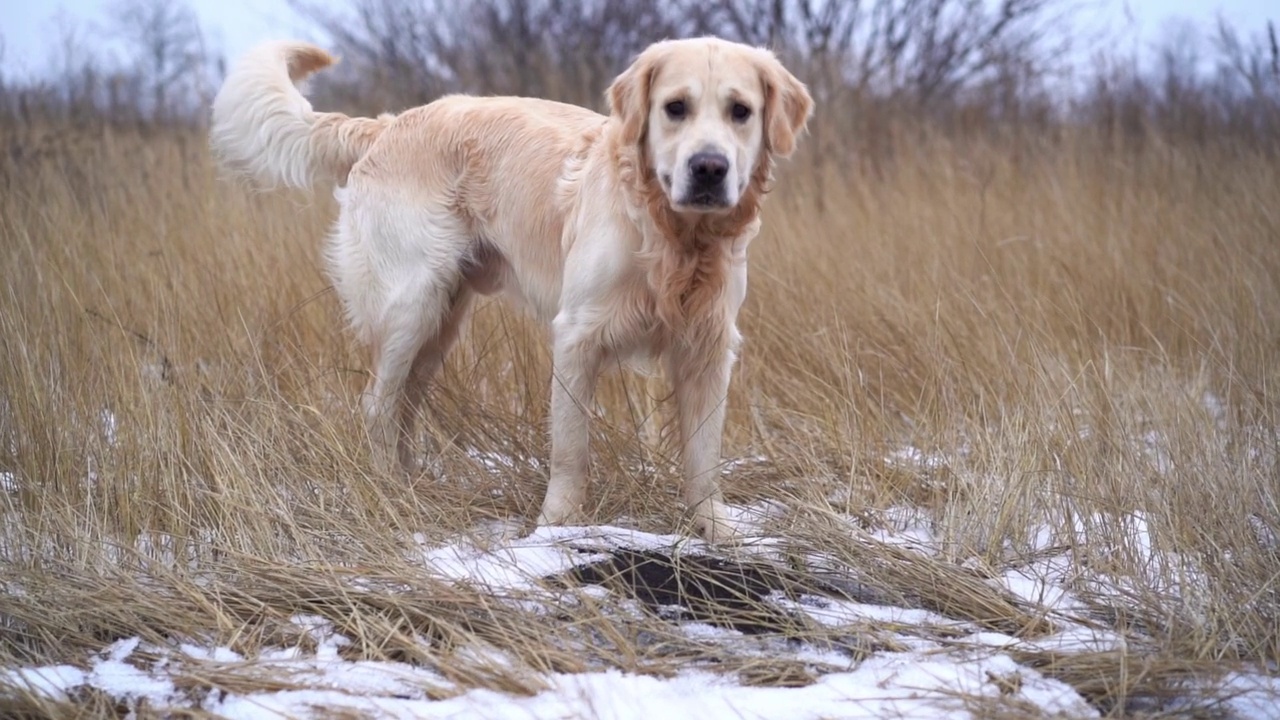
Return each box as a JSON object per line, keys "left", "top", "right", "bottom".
{"left": 416, "top": 525, "right": 685, "bottom": 589}
{"left": 998, "top": 551, "right": 1080, "bottom": 610}
{"left": 3, "top": 634, "right": 1100, "bottom": 720}
{"left": 89, "top": 657, "right": 177, "bottom": 707}
{"left": 885, "top": 446, "right": 949, "bottom": 470}
{"left": 867, "top": 506, "right": 936, "bottom": 551}
{"left": 204, "top": 656, "right": 1096, "bottom": 720}
{"left": 1220, "top": 672, "right": 1280, "bottom": 720}
{"left": 3, "top": 518, "right": 1275, "bottom": 720}
{"left": 3, "top": 444, "right": 1277, "bottom": 718}
{"left": 2, "top": 639, "right": 179, "bottom": 708}
{"left": 177, "top": 643, "right": 244, "bottom": 663}
{"left": 3, "top": 665, "right": 86, "bottom": 702}
{"left": 466, "top": 448, "right": 543, "bottom": 473}
{"left": 771, "top": 594, "right": 961, "bottom": 628}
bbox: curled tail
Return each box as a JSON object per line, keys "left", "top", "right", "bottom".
{"left": 210, "top": 41, "right": 390, "bottom": 189}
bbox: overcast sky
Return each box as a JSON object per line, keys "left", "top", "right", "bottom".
{"left": 2, "top": 0, "right": 1276, "bottom": 79}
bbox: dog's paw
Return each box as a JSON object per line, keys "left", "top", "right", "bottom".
{"left": 692, "top": 502, "right": 745, "bottom": 544}
{"left": 693, "top": 500, "right": 787, "bottom": 544}
{"left": 535, "top": 505, "right": 588, "bottom": 529}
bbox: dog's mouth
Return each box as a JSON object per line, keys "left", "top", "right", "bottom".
{"left": 661, "top": 172, "right": 732, "bottom": 212}
{"left": 674, "top": 191, "right": 732, "bottom": 212}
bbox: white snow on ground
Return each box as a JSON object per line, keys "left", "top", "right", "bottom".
{"left": 5, "top": 515, "right": 1278, "bottom": 718}
{"left": 415, "top": 524, "right": 703, "bottom": 590}
{"left": 2, "top": 621, "right": 1098, "bottom": 720}
{"left": 773, "top": 594, "right": 960, "bottom": 628}
{"left": 867, "top": 506, "right": 937, "bottom": 551}
{"left": 1220, "top": 672, "right": 1280, "bottom": 720}
{"left": 204, "top": 652, "right": 1094, "bottom": 720}
{"left": 4, "top": 445, "right": 1279, "bottom": 718}
{"left": 4, "top": 665, "right": 85, "bottom": 702}
{"left": 885, "top": 446, "right": 950, "bottom": 470}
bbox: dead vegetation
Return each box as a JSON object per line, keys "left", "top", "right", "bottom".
{"left": 2, "top": 1, "right": 1280, "bottom": 716}
{"left": 2, "top": 104, "right": 1277, "bottom": 714}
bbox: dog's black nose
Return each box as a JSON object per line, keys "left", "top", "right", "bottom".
{"left": 689, "top": 153, "right": 729, "bottom": 186}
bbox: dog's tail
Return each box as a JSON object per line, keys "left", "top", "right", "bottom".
{"left": 210, "top": 40, "right": 390, "bottom": 190}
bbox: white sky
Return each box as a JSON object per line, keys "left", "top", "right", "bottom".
{"left": 1, "top": 0, "right": 1276, "bottom": 79}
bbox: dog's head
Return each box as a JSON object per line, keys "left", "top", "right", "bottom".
{"left": 608, "top": 37, "right": 813, "bottom": 215}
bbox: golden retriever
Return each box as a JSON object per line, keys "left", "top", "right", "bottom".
{"left": 209, "top": 37, "right": 812, "bottom": 541}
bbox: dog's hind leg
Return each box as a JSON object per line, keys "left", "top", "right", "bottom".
{"left": 396, "top": 287, "right": 474, "bottom": 470}
{"left": 358, "top": 216, "right": 472, "bottom": 477}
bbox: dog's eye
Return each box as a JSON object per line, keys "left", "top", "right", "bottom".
{"left": 731, "top": 103, "right": 752, "bottom": 122}
{"left": 665, "top": 100, "right": 687, "bottom": 119}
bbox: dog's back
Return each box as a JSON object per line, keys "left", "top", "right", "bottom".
{"left": 343, "top": 96, "right": 608, "bottom": 321}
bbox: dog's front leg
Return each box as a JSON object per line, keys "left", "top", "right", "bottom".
{"left": 539, "top": 317, "right": 603, "bottom": 526}
{"left": 670, "top": 342, "right": 738, "bottom": 542}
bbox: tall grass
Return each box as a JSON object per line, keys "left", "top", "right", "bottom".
{"left": 1, "top": 111, "right": 1278, "bottom": 715}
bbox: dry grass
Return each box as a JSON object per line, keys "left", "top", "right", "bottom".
{"left": 1, "top": 115, "right": 1278, "bottom": 717}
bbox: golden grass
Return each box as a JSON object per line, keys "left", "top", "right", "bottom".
{"left": 1, "top": 115, "right": 1278, "bottom": 716}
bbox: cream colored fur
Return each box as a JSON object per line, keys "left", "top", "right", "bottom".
{"left": 209, "top": 37, "right": 812, "bottom": 541}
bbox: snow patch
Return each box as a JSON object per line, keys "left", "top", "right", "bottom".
{"left": 6, "top": 641, "right": 1098, "bottom": 720}
{"left": 2, "top": 665, "right": 86, "bottom": 702}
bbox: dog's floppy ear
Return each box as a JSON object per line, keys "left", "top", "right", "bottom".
{"left": 607, "top": 47, "right": 660, "bottom": 148}
{"left": 758, "top": 54, "right": 813, "bottom": 158}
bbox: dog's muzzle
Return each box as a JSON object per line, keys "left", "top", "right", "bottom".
{"left": 681, "top": 152, "right": 731, "bottom": 208}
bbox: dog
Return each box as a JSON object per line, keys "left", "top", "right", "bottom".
{"left": 209, "top": 37, "right": 812, "bottom": 541}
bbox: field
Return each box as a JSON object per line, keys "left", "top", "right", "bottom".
{"left": 2, "top": 115, "right": 1279, "bottom": 718}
